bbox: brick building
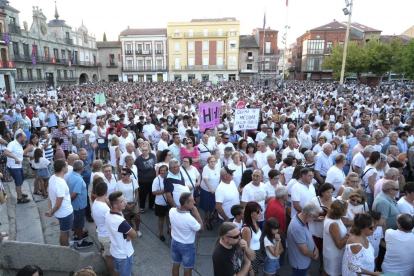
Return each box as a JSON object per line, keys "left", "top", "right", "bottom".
{"left": 97, "top": 41, "right": 122, "bottom": 82}
{"left": 0, "top": 1, "right": 15, "bottom": 93}
{"left": 238, "top": 35, "right": 259, "bottom": 81}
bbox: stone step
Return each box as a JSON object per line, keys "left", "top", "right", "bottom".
{"left": 4, "top": 179, "right": 44, "bottom": 244}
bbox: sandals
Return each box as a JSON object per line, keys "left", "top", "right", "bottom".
{"left": 22, "top": 194, "right": 28, "bottom": 198}
{"left": 42, "top": 194, "right": 48, "bottom": 199}
{"left": 33, "top": 190, "right": 42, "bottom": 195}
{"left": 17, "top": 197, "right": 30, "bottom": 204}
{"left": 139, "top": 209, "right": 145, "bottom": 214}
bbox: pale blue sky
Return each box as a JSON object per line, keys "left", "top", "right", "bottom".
{"left": 10, "top": 0, "right": 413, "bottom": 46}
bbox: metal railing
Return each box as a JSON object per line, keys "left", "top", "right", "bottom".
{"left": 122, "top": 66, "right": 167, "bottom": 72}
{"left": 15, "top": 76, "right": 47, "bottom": 82}
{"left": 154, "top": 50, "right": 163, "bottom": 55}
{"left": 246, "top": 56, "right": 254, "bottom": 61}
{"left": 12, "top": 54, "right": 32, "bottom": 62}
{"left": 106, "top": 63, "right": 118, "bottom": 68}
{"left": 135, "top": 50, "right": 152, "bottom": 55}
{"left": 125, "top": 50, "right": 133, "bottom": 55}
{"left": 173, "top": 65, "right": 228, "bottom": 70}
{"left": 180, "top": 31, "right": 238, "bottom": 38}
{"left": 57, "top": 77, "right": 77, "bottom": 81}
{"left": 8, "top": 24, "right": 21, "bottom": 34}
{"left": 65, "top": 38, "right": 73, "bottom": 45}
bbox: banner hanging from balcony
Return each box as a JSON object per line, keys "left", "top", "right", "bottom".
{"left": 3, "top": 33, "right": 9, "bottom": 45}
{"left": 45, "top": 47, "right": 49, "bottom": 60}
{"left": 199, "top": 101, "right": 222, "bottom": 132}
{"left": 31, "top": 42, "right": 36, "bottom": 66}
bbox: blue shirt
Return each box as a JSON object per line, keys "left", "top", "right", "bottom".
{"left": 4, "top": 114, "right": 15, "bottom": 125}
{"left": 47, "top": 112, "right": 58, "bottom": 127}
{"left": 13, "top": 112, "right": 23, "bottom": 124}
{"left": 81, "top": 160, "right": 91, "bottom": 186}
{"left": 397, "top": 138, "right": 408, "bottom": 154}
{"left": 287, "top": 214, "right": 314, "bottom": 269}
{"left": 67, "top": 171, "right": 87, "bottom": 210}
{"left": 347, "top": 137, "right": 359, "bottom": 152}
{"left": 332, "top": 151, "right": 351, "bottom": 176}
{"left": 314, "top": 151, "right": 333, "bottom": 177}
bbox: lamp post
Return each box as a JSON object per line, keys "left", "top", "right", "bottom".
{"left": 338, "top": 0, "right": 353, "bottom": 97}
{"left": 281, "top": 25, "right": 290, "bottom": 84}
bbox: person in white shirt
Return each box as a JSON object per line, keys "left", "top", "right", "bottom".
{"left": 291, "top": 168, "right": 316, "bottom": 218}
{"left": 178, "top": 119, "right": 191, "bottom": 139}
{"left": 169, "top": 192, "right": 204, "bottom": 276}
{"left": 157, "top": 130, "right": 170, "bottom": 160}
{"left": 118, "top": 128, "right": 134, "bottom": 153}
{"left": 253, "top": 141, "right": 272, "bottom": 169}
{"left": 261, "top": 154, "right": 277, "bottom": 183}
{"left": 282, "top": 138, "right": 302, "bottom": 162}
{"left": 321, "top": 121, "right": 336, "bottom": 142}
{"left": 91, "top": 182, "right": 115, "bottom": 275}
{"left": 299, "top": 124, "right": 313, "bottom": 150}
{"left": 325, "top": 154, "right": 346, "bottom": 197}
{"left": 44, "top": 160, "right": 73, "bottom": 246}
{"left": 255, "top": 124, "right": 268, "bottom": 143}
{"left": 142, "top": 117, "right": 155, "bottom": 141}
{"left": 215, "top": 166, "right": 240, "bottom": 223}
{"left": 119, "top": 142, "right": 138, "bottom": 168}
{"left": 217, "top": 133, "right": 235, "bottom": 155}
{"left": 102, "top": 164, "right": 117, "bottom": 196}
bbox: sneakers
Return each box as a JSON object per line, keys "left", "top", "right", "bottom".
{"left": 137, "top": 230, "right": 142, "bottom": 237}
{"left": 76, "top": 240, "right": 93, "bottom": 249}
{"left": 73, "top": 232, "right": 89, "bottom": 240}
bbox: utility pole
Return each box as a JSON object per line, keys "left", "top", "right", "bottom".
{"left": 338, "top": 0, "right": 354, "bottom": 97}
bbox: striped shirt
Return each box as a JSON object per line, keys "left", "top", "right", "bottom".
{"left": 40, "top": 137, "right": 54, "bottom": 162}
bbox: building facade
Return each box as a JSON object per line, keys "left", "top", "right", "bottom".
{"left": 253, "top": 27, "right": 279, "bottom": 85}
{"left": 167, "top": 18, "right": 240, "bottom": 82}
{"left": 97, "top": 41, "right": 121, "bottom": 82}
{"left": 0, "top": 1, "right": 15, "bottom": 93}
{"left": 119, "top": 28, "right": 168, "bottom": 82}
{"left": 295, "top": 20, "right": 381, "bottom": 81}
{"left": 238, "top": 35, "right": 259, "bottom": 81}
{"left": 3, "top": 1, "right": 100, "bottom": 92}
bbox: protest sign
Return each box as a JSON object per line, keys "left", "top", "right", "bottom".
{"left": 95, "top": 93, "right": 106, "bottom": 105}
{"left": 199, "top": 101, "right": 222, "bottom": 132}
{"left": 233, "top": 108, "right": 260, "bottom": 131}
{"left": 236, "top": 101, "right": 245, "bottom": 109}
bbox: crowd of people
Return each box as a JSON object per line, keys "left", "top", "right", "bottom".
{"left": 1, "top": 80, "right": 414, "bottom": 276}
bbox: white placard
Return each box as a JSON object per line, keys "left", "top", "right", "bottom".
{"left": 233, "top": 108, "right": 260, "bottom": 131}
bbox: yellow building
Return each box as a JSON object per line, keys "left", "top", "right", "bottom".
{"left": 167, "top": 17, "right": 240, "bottom": 82}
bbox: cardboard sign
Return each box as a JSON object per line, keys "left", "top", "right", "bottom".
{"left": 95, "top": 93, "right": 106, "bottom": 105}
{"left": 233, "top": 108, "right": 260, "bottom": 131}
{"left": 236, "top": 101, "right": 245, "bottom": 109}
{"left": 199, "top": 101, "right": 222, "bottom": 132}
{"left": 206, "top": 81, "right": 211, "bottom": 86}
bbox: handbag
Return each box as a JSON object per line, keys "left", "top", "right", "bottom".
{"left": 183, "top": 167, "right": 200, "bottom": 197}
{"left": 91, "top": 141, "right": 99, "bottom": 149}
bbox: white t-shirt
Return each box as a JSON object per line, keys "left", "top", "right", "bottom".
{"left": 48, "top": 175, "right": 73, "bottom": 218}
{"left": 215, "top": 181, "right": 240, "bottom": 219}
{"left": 254, "top": 150, "right": 272, "bottom": 169}
{"left": 152, "top": 176, "right": 167, "bottom": 206}
{"left": 227, "top": 162, "right": 246, "bottom": 188}
{"left": 241, "top": 182, "right": 267, "bottom": 221}
{"left": 119, "top": 151, "right": 137, "bottom": 167}
{"left": 116, "top": 180, "right": 139, "bottom": 202}
{"left": 143, "top": 124, "right": 156, "bottom": 140}
{"left": 291, "top": 182, "right": 316, "bottom": 218}
{"left": 361, "top": 166, "right": 378, "bottom": 194}
{"left": 397, "top": 197, "right": 414, "bottom": 218}
{"left": 30, "top": 157, "right": 50, "bottom": 169}
{"left": 264, "top": 236, "right": 280, "bottom": 259}
{"left": 157, "top": 139, "right": 169, "bottom": 152}
{"left": 181, "top": 166, "right": 200, "bottom": 193}
{"left": 201, "top": 165, "right": 221, "bottom": 191}
{"left": 325, "top": 166, "right": 346, "bottom": 197}
{"left": 92, "top": 200, "right": 110, "bottom": 238}
{"left": 105, "top": 211, "right": 134, "bottom": 258}
{"left": 367, "top": 226, "right": 384, "bottom": 258}
{"left": 6, "top": 140, "right": 23, "bottom": 169}
{"left": 169, "top": 208, "right": 201, "bottom": 244}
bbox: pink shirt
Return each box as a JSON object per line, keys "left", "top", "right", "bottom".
{"left": 374, "top": 178, "right": 386, "bottom": 199}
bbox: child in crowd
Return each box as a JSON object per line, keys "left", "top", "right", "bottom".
{"left": 231, "top": 204, "right": 244, "bottom": 230}
{"left": 262, "top": 218, "right": 283, "bottom": 276}
{"left": 280, "top": 157, "right": 295, "bottom": 185}
{"left": 31, "top": 148, "right": 51, "bottom": 198}
{"left": 367, "top": 210, "right": 385, "bottom": 270}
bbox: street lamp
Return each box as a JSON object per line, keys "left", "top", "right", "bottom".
{"left": 337, "top": 0, "right": 353, "bottom": 97}
{"left": 281, "top": 25, "right": 290, "bottom": 84}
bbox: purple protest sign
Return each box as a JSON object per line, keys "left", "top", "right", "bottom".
{"left": 31, "top": 56, "right": 36, "bottom": 66}
{"left": 199, "top": 101, "right": 222, "bottom": 132}
{"left": 3, "top": 33, "right": 9, "bottom": 45}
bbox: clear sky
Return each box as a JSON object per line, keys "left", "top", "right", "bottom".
{"left": 10, "top": 0, "right": 413, "bottom": 47}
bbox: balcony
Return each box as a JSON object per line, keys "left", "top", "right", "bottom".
{"left": 135, "top": 50, "right": 152, "bottom": 55}
{"left": 77, "top": 61, "right": 101, "bottom": 67}
{"left": 240, "top": 69, "right": 258, "bottom": 73}
{"left": 173, "top": 31, "right": 238, "bottom": 38}
{"left": 12, "top": 54, "right": 32, "bottom": 62}
{"left": 173, "top": 65, "right": 228, "bottom": 70}
{"left": 260, "top": 66, "right": 278, "bottom": 71}
{"left": 264, "top": 50, "right": 276, "bottom": 55}
{"left": 106, "top": 63, "right": 118, "bottom": 68}
{"left": 8, "top": 24, "right": 21, "bottom": 34}
{"left": 246, "top": 56, "right": 254, "bottom": 61}
{"left": 57, "top": 77, "right": 77, "bottom": 82}
{"left": 0, "top": 33, "right": 5, "bottom": 43}
{"left": 122, "top": 66, "right": 167, "bottom": 72}
{"left": 15, "top": 76, "right": 47, "bottom": 82}
{"left": 154, "top": 50, "right": 163, "bottom": 55}
{"left": 65, "top": 38, "right": 73, "bottom": 45}
{"left": 125, "top": 50, "right": 133, "bottom": 55}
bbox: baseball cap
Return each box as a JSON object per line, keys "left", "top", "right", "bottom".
{"left": 220, "top": 165, "right": 236, "bottom": 175}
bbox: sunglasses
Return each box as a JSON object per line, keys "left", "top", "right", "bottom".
{"left": 388, "top": 188, "right": 399, "bottom": 191}
{"left": 366, "top": 225, "right": 376, "bottom": 231}
{"left": 186, "top": 142, "right": 193, "bottom": 144}
{"left": 121, "top": 173, "right": 129, "bottom": 176}
{"left": 255, "top": 209, "right": 263, "bottom": 214}
{"left": 350, "top": 198, "right": 362, "bottom": 204}
{"left": 226, "top": 233, "right": 241, "bottom": 239}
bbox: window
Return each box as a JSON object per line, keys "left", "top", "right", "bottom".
{"left": 137, "top": 44, "right": 143, "bottom": 52}
{"left": 265, "top": 58, "right": 270, "bottom": 69}
{"left": 137, "top": 60, "right": 143, "bottom": 70}
{"left": 27, "top": 69, "right": 33, "bottom": 80}
{"left": 174, "top": 57, "right": 180, "bottom": 69}
{"left": 174, "top": 29, "right": 179, "bottom": 37}
{"left": 203, "top": 57, "right": 209, "bottom": 69}
{"left": 64, "top": 70, "right": 67, "bottom": 78}
{"left": 36, "top": 69, "right": 41, "bottom": 80}
{"left": 230, "top": 28, "right": 236, "bottom": 36}
{"left": 339, "top": 42, "right": 344, "bottom": 46}
{"left": 247, "top": 64, "right": 252, "bottom": 70}
{"left": 126, "top": 59, "right": 133, "bottom": 68}
{"left": 218, "top": 28, "right": 223, "bottom": 36}
{"left": 126, "top": 44, "right": 132, "bottom": 54}
{"left": 78, "top": 38, "right": 82, "bottom": 45}
{"left": 145, "top": 43, "right": 151, "bottom": 51}
{"left": 265, "top": 42, "right": 271, "bottom": 54}
{"left": 203, "top": 41, "right": 208, "bottom": 51}
{"left": 175, "top": 42, "right": 180, "bottom": 52}
{"left": 188, "top": 41, "right": 194, "bottom": 52}
{"left": 145, "top": 59, "right": 152, "bottom": 70}
{"left": 17, "top": 68, "right": 22, "bottom": 79}
{"left": 54, "top": 48, "right": 59, "bottom": 58}
{"left": 66, "top": 32, "right": 70, "bottom": 39}
{"left": 12, "top": 42, "right": 19, "bottom": 55}
{"left": 9, "top": 17, "right": 16, "bottom": 25}
{"left": 204, "top": 29, "right": 208, "bottom": 37}
{"left": 156, "top": 43, "right": 162, "bottom": 54}
{"left": 174, "top": 75, "right": 181, "bottom": 81}
{"left": 23, "top": 43, "right": 29, "bottom": 56}
{"left": 217, "top": 41, "right": 223, "bottom": 52}
{"left": 44, "top": 46, "right": 49, "bottom": 59}
{"left": 202, "top": 74, "right": 209, "bottom": 81}
{"left": 229, "top": 56, "right": 236, "bottom": 69}
{"left": 326, "top": 42, "right": 333, "bottom": 54}
{"left": 188, "top": 74, "right": 195, "bottom": 81}
{"left": 217, "top": 56, "right": 223, "bottom": 68}
{"left": 302, "top": 39, "right": 325, "bottom": 55}
{"left": 156, "top": 59, "right": 163, "bottom": 69}
{"left": 70, "top": 70, "right": 74, "bottom": 78}
{"left": 57, "top": 70, "right": 61, "bottom": 79}
{"left": 189, "top": 57, "right": 194, "bottom": 69}
{"left": 61, "top": 50, "right": 66, "bottom": 59}
{"left": 109, "top": 54, "right": 115, "bottom": 64}
{"left": 189, "top": 29, "right": 193, "bottom": 37}
{"left": 230, "top": 40, "right": 236, "bottom": 50}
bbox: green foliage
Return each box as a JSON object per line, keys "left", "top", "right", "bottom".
{"left": 402, "top": 39, "right": 414, "bottom": 79}
{"left": 390, "top": 39, "right": 404, "bottom": 74}
{"left": 364, "top": 39, "right": 392, "bottom": 78}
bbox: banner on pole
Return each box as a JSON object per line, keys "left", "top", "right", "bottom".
{"left": 233, "top": 108, "right": 260, "bottom": 131}
{"left": 199, "top": 101, "right": 222, "bottom": 132}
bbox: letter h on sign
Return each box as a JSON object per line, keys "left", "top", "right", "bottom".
{"left": 203, "top": 107, "right": 219, "bottom": 123}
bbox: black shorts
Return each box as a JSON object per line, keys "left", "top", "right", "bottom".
{"left": 154, "top": 203, "right": 168, "bottom": 217}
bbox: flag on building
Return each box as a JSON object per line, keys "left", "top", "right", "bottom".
{"left": 263, "top": 12, "right": 266, "bottom": 30}
{"left": 3, "top": 33, "right": 9, "bottom": 45}
{"left": 31, "top": 42, "right": 36, "bottom": 66}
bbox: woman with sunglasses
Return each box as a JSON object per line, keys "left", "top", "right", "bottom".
{"left": 181, "top": 137, "right": 200, "bottom": 171}
{"left": 342, "top": 213, "right": 380, "bottom": 276}
{"left": 322, "top": 200, "right": 349, "bottom": 276}
{"left": 115, "top": 167, "right": 141, "bottom": 237}
{"left": 241, "top": 201, "right": 262, "bottom": 276}
{"left": 342, "top": 189, "right": 368, "bottom": 230}
{"left": 337, "top": 172, "right": 361, "bottom": 197}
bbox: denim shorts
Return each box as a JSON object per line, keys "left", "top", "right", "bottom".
{"left": 8, "top": 167, "right": 24, "bottom": 186}
{"left": 171, "top": 239, "right": 196, "bottom": 269}
{"left": 57, "top": 212, "right": 74, "bottom": 232}
{"left": 114, "top": 255, "right": 133, "bottom": 276}
{"left": 37, "top": 168, "right": 51, "bottom": 179}
{"left": 73, "top": 208, "right": 86, "bottom": 229}
{"left": 264, "top": 256, "right": 281, "bottom": 274}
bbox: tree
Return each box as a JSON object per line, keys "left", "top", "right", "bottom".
{"left": 390, "top": 38, "right": 404, "bottom": 74}
{"left": 364, "top": 39, "right": 393, "bottom": 82}
{"left": 403, "top": 39, "right": 414, "bottom": 79}
{"left": 322, "top": 43, "right": 344, "bottom": 79}
{"left": 103, "top": 32, "right": 107, "bottom": 41}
